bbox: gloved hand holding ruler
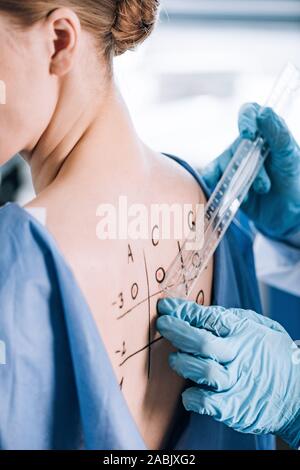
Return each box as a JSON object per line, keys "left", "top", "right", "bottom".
{"left": 162, "top": 63, "right": 300, "bottom": 298}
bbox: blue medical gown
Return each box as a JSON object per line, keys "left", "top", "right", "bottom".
{"left": 0, "top": 153, "right": 274, "bottom": 450}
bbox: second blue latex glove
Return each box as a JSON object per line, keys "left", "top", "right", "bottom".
{"left": 157, "top": 297, "right": 300, "bottom": 449}
{"left": 202, "top": 103, "right": 300, "bottom": 245}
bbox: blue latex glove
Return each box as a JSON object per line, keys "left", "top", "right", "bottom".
{"left": 202, "top": 103, "right": 300, "bottom": 245}
{"left": 157, "top": 298, "right": 300, "bottom": 448}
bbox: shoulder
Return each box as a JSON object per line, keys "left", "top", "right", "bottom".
{"left": 153, "top": 151, "right": 208, "bottom": 207}
{"left": 159, "top": 152, "right": 254, "bottom": 240}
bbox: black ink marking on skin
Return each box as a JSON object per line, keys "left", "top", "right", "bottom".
{"left": 116, "top": 288, "right": 164, "bottom": 320}
{"left": 118, "top": 292, "right": 124, "bottom": 309}
{"left": 188, "top": 210, "right": 196, "bottom": 232}
{"left": 143, "top": 251, "right": 151, "bottom": 379}
{"left": 119, "top": 336, "right": 163, "bottom": 367}
{"left": 192, "top": 252, "right": 201, "bottom": 269}
{"left": 151, "top": 225, "right": 159, "bottom": 247}
{"left": 177, "top": 241, "right": 189, "bottom": 297}
{"left": 115, "top": 341, "right": 126, "bottom": 356}
{"left": 128, "top": 244, "right": 134, "bottom": 263}
{"left": 131, "top": 282, "right": 139, "bottom": 300}
{"left": 196, "top": 290, "right": 205, "bottom": 305}
{"left": 155, "top": 267, "right": 166, "bottom": 284}
{"left": 119, "top": 377, "right": 124, "bottom": 390}
{"left": 167, "top": 273, "right": 198, "bottom": 293}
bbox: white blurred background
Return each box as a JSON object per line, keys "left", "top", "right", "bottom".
{"left": 114, "top": 0, "right": 300, "bottom": 168}
{"left": 1, "top": 0, "right": 300, "bottom": 203}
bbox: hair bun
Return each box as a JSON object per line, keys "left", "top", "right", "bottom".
{"left": 111, "top": 0, "right": 160, "bottom": 56}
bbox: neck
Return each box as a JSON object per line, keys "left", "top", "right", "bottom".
{"left": 23, "top": 79, "right": 147, "bottom": 195}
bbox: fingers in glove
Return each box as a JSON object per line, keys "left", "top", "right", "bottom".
{"left": 258, "top": 107, "right": 300, "bottom": 163}
{"left": 157, "top": 315, "right": 235, "bottom": 363}
{"left": 252, "top": 164, "right": 271, "bottom": 194}
{"left": 182, "top": 387, "right": 239, "bottom": 429}
{"left": 169, "top": 352, "right": 236, "bottom": 391}
{"left": 158, "top": 298, "right": 240, "bottom": 338}
{"left": 238, "top": 102, "right": 261, "bottom": 140}
{"left": 202, "top": 137, "right": 242, "bottom": 189}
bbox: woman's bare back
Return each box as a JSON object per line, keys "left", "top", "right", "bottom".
{"left": 27, "top": 150, "right": 213, "bottom": 449}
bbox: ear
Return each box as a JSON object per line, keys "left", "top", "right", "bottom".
{"left": 46, "top": 8, "right": 81, "bottom": 76}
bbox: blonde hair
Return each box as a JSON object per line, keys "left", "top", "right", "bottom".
{"left": 0, "top": 1, "right": 160, "bottom": 63}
